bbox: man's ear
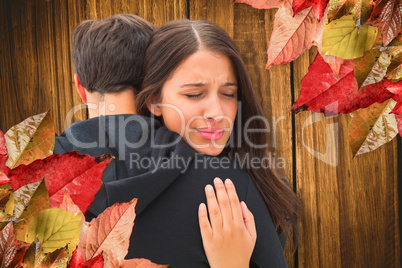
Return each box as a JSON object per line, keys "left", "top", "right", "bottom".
{"left": 74, "top": 73, "right": 87, "bottom": 104}
{"left": 146, "top": 97, "right": 162, "bottom": 116}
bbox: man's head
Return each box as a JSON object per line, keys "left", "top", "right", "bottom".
{"left": 71, "top": 14, "right": 156, "bottom": 97}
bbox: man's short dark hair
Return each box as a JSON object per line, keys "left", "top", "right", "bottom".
{"left": 71, "top": 14, "right": 156, "bottom": 94}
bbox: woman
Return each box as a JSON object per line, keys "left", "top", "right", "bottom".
{"left": 136, "top": 19, "right": 301, "bottom": 267}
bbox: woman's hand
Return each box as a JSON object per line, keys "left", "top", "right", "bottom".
{"left": 198, "top": 177, "right": 257, "bottom": 268}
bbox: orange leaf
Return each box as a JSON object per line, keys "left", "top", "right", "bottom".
{"left": 78, "top": 198, "right": 138, "bottom": 266}
{"left": 121, "top": 258, "right": 169, "bottom": 268}
{"left": 266, "top": 0, "right": 325, "bottom": 68}
{"left": 58, "top": 190, "right": 81, "bottom": 214}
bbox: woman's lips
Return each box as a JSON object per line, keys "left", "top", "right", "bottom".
{"left": 196, "top": 128, "right": 224, "bottom": 141}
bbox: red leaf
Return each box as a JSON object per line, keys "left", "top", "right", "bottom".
{"left": 388, "top": 82, "right": 402, "bottom": 113}
{"left": 291, "top": 53, "right": 402, "bottom": 115}
{"left": 234, "top": 0, "right": 284, "bottom": 9}
{"left": 0, "top": 131, "right": 7, "bottom": 155}
{"left": 78, "top": 198, "right": 137, "bottom": 266}
{"left": 266, "top": 0, "right": 325, "bottom": 68}
{"left": 293, "top": 0, "right": 329, "bottom": 20}
{"left": 68, "top": 248, "right": 104, "bottom": 268}
{"left": 0, "top": 158, "right": 10, "bottom": 185}
{"left": 6, "top": 151, "right": 112, "bottom": 214}
{"left": 0, "top": 222, "right": 30, "bottom": 267}
{"left": 0, "top": 131, "right": 10, "bottom": 183}
{"left": 121, "top": 258, "right": 169, "bottom": 268}
{"left": 68, "top": 247, "right": 84, "bottom": 268}
{"left": 367, "top": 0, "right": 402, "bottom": 46}
{"left": 80, "top": 254, "right": 104, "bottom": 268}
{"left": 396, "top": 114, "right": 402, "bottom": 135}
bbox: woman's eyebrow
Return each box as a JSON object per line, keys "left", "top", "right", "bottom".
{"left": 180, "top": 82, "right": 238, "bottom": 88}
{"left": 180, "top": 83, "right": 206, "bottom": 88}
{"left": 224, "top": 82, "right": 238, "bottom": 87}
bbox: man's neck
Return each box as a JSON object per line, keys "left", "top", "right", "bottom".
{"left": 86, "top": 90, "right": 136, "bottom": 118}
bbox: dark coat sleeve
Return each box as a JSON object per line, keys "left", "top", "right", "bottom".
{"left": 245, "top": 180, "right": 289, "bottom": 268}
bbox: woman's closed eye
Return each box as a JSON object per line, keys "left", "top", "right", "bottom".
{"left": 221, "top": 92, "right": 236, "bottom": 98}
{"left": 184, "top": 93, "right": 203, "bottom": 99}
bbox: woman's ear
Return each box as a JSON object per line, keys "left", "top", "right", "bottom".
{"left": 146, "top": 97, "right": 162, "bottom": 116}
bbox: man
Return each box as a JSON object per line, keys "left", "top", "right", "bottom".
{"left": 54, "top": 15, "right": 288, "bottom": 267}
{"left": 71, "top": 14, "right": 155, "bottom": 118}
{"left": 55, "top": 14, "right": 160, "bottom": 192}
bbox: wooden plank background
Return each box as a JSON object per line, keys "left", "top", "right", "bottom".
{"left": 0, "top": 0, "right": 400, "bottom": 267}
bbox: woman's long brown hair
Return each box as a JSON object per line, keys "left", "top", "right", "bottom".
{"left": 136, "top": 19, "right": 302, "bottom": 246}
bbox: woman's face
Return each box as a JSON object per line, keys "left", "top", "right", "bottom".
{"left": 149, "top": 49, "right": 238, "bottom": 156}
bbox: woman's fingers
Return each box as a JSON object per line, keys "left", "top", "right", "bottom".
{"left": 213, "top": 178, "right": 233, "bottom": 225}
{"left": 241, "top": 201, "right": 257, "bottom": 242}
{"left": 224, "top": 179, "right": 243, "bottom": 223}
{"left": 198, "top": 203, "right": 212, "bottom": 241}
{"left": 205, "top": 183, "right": 223, "bottom": 231}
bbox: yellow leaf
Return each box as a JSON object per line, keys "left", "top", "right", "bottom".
{"left": 26, "top": 208, "right": 81, "bottom": 254}
{"left": 348, "top": 99, "right": 398, "bottom": 157}
{"left": 5, "top": 111, "right": 55, "bottom": 169}
{"left": 322, "top": 15, "right": 378, "bottom": 59}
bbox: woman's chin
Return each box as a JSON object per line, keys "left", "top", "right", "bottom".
{"left": 192, "top": 145, "right": 224, "bottom": 156}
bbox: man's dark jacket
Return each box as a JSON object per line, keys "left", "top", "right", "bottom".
{"left": 54, "top": 114, "right": 288, "bottom": 268}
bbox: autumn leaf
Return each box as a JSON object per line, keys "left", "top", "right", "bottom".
{"left": 292, "top": 53, "right": 357, "bottom": 114}
{"left": 121, "top": 258, "right": 169, "bottom": 268}
{"left": 353, "top": 49, "right": 390, "bottom": 88}
{"left": 0, "top": 131, "right": 7, "bottom": 155}
{"left": 0, "top": 131, "right": 10, "bottom": 184}
{"left": 25, "top": 208, "right": 81, "bottom": 254}
{"left": 58, "top": 191, "right": 81, "bottom": 214}
{"left": 13, "top": 180, "right": 49, "bottom": 219}
{"left": 0, "top": 185, "right": 15, "bottom": 220}
{"left": 6, "top": 151, "right": 112, "bottom": 214}
{"left": 322, "top": 15, "right": 378, "bottom": 59}
{"left": 291, "top": 53, "right": 402, "bottom": 114}
{"left": 0, "top": 187, "right": 12, "bottom": 212}
{"left": 0, "top": 222, "right": 30, "bottom": 267}
{"left": 13, "top": 180, "right": 49, "bottom": 241}
{"left": 234, "top": 0, "right": 284, "bottom": 9}
{"left": 79, "top": 198, "right": 137, "bottom": 267}
{"left": 23, "top": 238, "right": 69, "bottom": 268}
{"left": 266, "top": 0, "right": 325, "bottom": 68}
{"left": 395, "top": 114, "right": 402, "bottom": 135}
{"left": 323, "top": 54, "right": 345, "bottom": 75}
{"left": 5, "top": 111, "right": 55, "bottom": 169}
{"left": 386, "top": 47, "right": 402, "bottom": 82}
{"left": 79, "top": 254, "right": 104, "bottom": 268}
{"left": 367, "top": 0, "right": 402, "bottom": 46}
{"left": 0, "top": 160, "right": 10, "bottom": 185}
{"left": 68, "top": 247, "right": 84, "bottom": 268}
{"left": 293, "top": 0, "right": 329, "bottom": 20}
{"left": 328, "top": 0, "right": 373, "bottom": 29}
{"left": 68, "top": 247, "right": 104, "bottom": 268}
{"left": 348, "top": 100, "right": 398, "bottom": 157}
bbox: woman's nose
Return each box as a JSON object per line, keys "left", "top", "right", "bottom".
{"left": 203, "top": 95, "right": 224, "bottom": 121}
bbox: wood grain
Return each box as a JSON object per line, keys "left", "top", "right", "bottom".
{"left": 0, "top": 1, "right": 399, "bottom": 267}
{"left": 293, "top": 48, "right": 400, "bottom": 267}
